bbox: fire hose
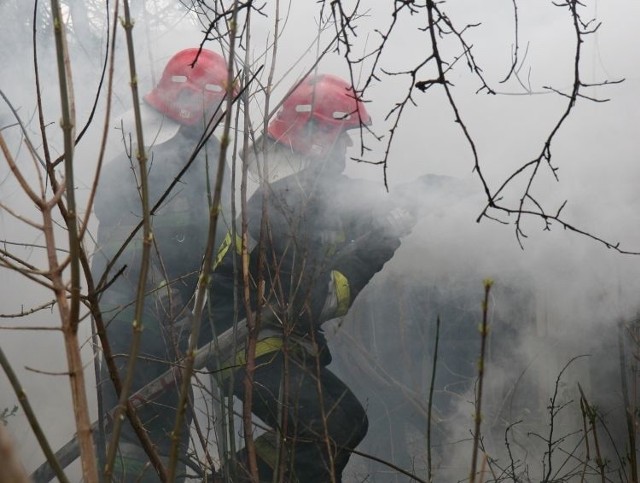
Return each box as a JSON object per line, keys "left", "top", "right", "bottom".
{"left": 30, "top": 318, "right": 248, "bottom": 482}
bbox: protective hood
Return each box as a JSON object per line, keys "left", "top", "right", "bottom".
{"left": 113, "top": 102, "right": 181, "bottom": 148}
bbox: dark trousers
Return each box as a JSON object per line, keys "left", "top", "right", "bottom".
{"left": 227, "top": 349, "right": 368, "bottom": 483}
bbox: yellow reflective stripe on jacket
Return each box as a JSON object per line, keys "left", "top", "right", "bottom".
{"left": 216, "top": 337, "right": 283, "bottom": 382}
{"left": 213, "top": 231, "right": 243, "bottom": 270}
{"left": 234, "top": 337, "right": 283, "bottom": 366}
{"left": 331, "top": 270, "right": 351, "bottom": 316}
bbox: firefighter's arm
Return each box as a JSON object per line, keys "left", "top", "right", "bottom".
{"left": 314, "top": 207, "right": 416, "bottom": 323}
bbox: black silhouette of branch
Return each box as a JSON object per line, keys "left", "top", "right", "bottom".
{"left": 475, "top": 1, "right": 626, "bottom": 251}
{"left": 322, "top": 0, "right": 633, "bottom": 254}
{"left": 526, "top": 355, "right": 587, "bottom": 482}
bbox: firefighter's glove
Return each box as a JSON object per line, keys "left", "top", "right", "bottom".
{"left": 379, "top": 206, "right": 416, "bottom": 238}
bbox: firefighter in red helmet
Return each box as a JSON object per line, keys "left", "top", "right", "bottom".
{"left": 206, "top": 73, "right": 415, "bottom": 482}
{"left": 267, "top": 73, "right": 371, "bottom": 158}
{"left": 144, "top": 48, "right": 230, "bottom": 126}
{"left": 92, "top": 48, "right": 233, "bottom": 481}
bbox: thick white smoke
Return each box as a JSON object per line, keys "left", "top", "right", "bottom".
{"left": 1, "top": 2, "right": 640, "bottom": 482}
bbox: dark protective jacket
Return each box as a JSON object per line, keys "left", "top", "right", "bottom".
{"left": 93, "top": 128, "right": 230, "bottom": 303}
{"left": 92, "top": 126, "right": 230, "bottom": 468}
{"left": 206, "top": 142, "right": 408, "bottom": 362}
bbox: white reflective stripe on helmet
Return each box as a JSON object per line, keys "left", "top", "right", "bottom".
{"left": 205, "top": 84, "right": 223, "bottom": 92}
{"left": 332, "top": 111, "right": 351, "bottom": 120}
{"left": 295, "top": 104, "right": 352, "bottom": 121}
{"left": 171, "top": 75, "right": 188, "bottom": 83}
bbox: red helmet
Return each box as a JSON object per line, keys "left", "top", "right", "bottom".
{"left": 144, "top": 48, "right": 230, "bottom": 126}
{"left": 267, "top": 74, "right": 371, "bottom": 157}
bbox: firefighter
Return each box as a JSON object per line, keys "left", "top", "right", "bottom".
{"left": 206, "top": 73, "right": 415, "bottom": 482}
{"left": 92, "top": 48, "right": 232, "bottom": 481}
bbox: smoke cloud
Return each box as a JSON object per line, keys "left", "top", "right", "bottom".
{"left": 1, "top": 2, "right": 640, "bottom": 482}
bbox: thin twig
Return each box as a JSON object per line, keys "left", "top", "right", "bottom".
{"left": 470, "top": 279, "right": 493, "bottom": 483}
{"left": 104, "top": 1, "right": 166, "bottom": 481}
{"left": 426, "top": 315, "right": 440, "bottom": 483}
{"left": 0, "top": 345, "right": 70, "bottom": 483}
{"left": 167, "top": 3, "right": 243, "bottom": 479}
